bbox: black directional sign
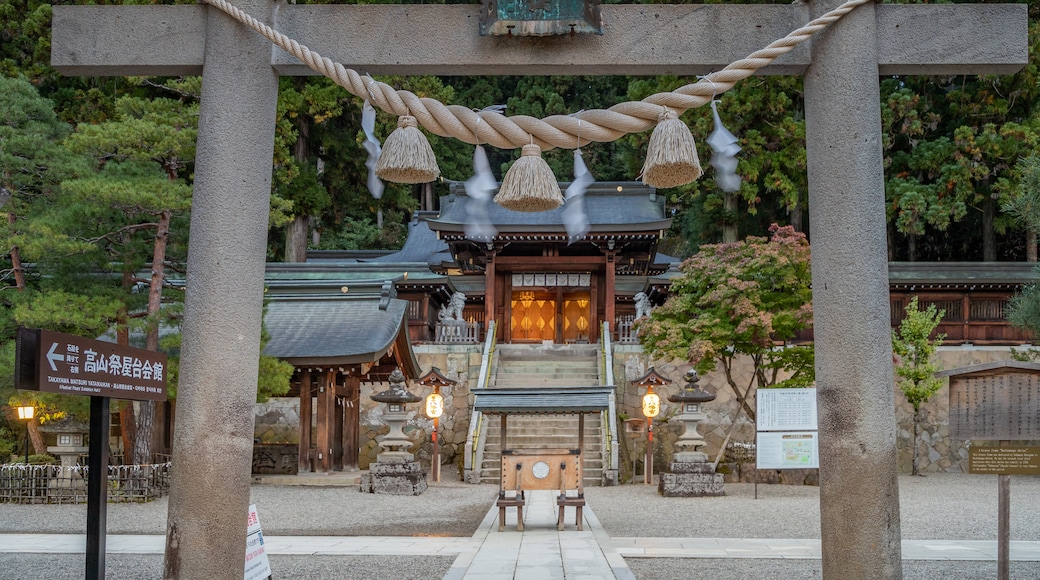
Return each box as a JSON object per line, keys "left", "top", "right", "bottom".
{"left": 15, "top": 327, "right": 168, "bottom": 401}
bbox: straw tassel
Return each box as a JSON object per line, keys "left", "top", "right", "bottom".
{"left": 494, "top": 143, "right": 564, "bottom": 212}
{"left": 640, "top": 108, "right": 702, "bottom": 189}
{"left": 375, "top": 115, "right": 440, "bottom": 184}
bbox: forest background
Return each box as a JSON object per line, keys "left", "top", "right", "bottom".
{"left": 1, "top": 0, "right": 1039, "bottom": 461}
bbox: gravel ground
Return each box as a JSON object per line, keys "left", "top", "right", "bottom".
{"left": 1, "top": 472, "right": 1038, "bottom": 579}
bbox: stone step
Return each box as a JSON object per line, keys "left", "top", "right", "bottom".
{"left": 497, "top": 345, "right": 599, "bottom": 361}
{"left": 494, "top": 370, "right": 598, "bottom": 377}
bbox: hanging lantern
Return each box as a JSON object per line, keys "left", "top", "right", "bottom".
{"left": 494, "top": 143, "right": 564, "bottom": 212}
{"left": 642, "top": 385, "right": 661, "bottom": 418}
{"left": 640, "top": 108, "right": 702, "bottom": 189}
{"left": 425, "top": 389, "right": 444, "bottom": 419}
{"left": 375, "top": 115, "right": 440, "bottom": 184}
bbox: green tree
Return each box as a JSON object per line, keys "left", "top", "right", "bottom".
{"left": 999, "top": 154, "right": 1040, "bottom": 262}
{"left": 891, "top": 296, "right": 946, "bottom": 476}
{"left": 637, "top": 224, "right": 814, "bottom": 432}
{"left": 55, "top": 90, "right": 196, "bottom": 464}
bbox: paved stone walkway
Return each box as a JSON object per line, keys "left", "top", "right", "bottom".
{"left": 2, "top": 489, "right": 1039, "bottom": 579}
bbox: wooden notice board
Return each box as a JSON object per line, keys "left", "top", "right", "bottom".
{"left": 939, "top": 362, "right": 1040, "bottom": 441}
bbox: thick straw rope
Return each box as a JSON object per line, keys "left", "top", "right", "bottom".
{"left": 202, "top": 0, "right": 871, "bottom": 152}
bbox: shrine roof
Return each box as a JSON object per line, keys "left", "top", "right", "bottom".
{"left": 263, "top": 296, "right": 418, "bottom": 370}
{"left": 428, "top": 182, "right": 671, "bottom": 234}
{"left": 365, "top": 212, "right": 452, "bottom": 265}
{"left": 935, "top": 360, "right": 1040, "bottom": 378}
{"left": 262, "top": 280, "right": 420, "bottom": 374}
{"left": 889, "top": 262, "right": 1037, "bottom": 289}
{"left": 473, "top": 387, "right": 615, "bottom": 415}
{"left": 263, "top": 262, "right": 448, "bottom": 291}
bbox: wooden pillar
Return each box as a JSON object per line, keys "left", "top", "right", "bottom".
{"left": 500, "top": 415, "right": 508, "bottom": 451}
{"left": 333, "top": 390, "right": 344, "bottom": 471}
{"left": 343, "top": 375, "right": 360, "bottom": 469}
{"left": 604, "top": 253, "right": 616, "bottom": 333}
{"left": 298, "top": 370, "right": 312, "bottom": 473}
{"left": 485, "top": 247, "right": 497, "bottom": 331}
{"left": 590, "top": 275, "right": 599, "bottom": 342}
{"left": 315, "top": 369, "right": 335, "bottom": 473}
{"left": 962, "top": 293, "right": 971, "bottom": 343}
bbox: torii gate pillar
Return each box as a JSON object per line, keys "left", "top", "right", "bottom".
{"left": 162, "top": 1, "right": 279, "bottom": 578}
{"left": 51, "top": 3, "right": 1026, "bottom": 579}
{"left": 804, "top": 1, "right": 900, "bottom": 576}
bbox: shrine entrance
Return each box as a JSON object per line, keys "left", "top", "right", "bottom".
{"left": 509, "top": 287, "right": 593, "bottom": 344}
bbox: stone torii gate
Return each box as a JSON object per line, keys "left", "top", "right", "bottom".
{"left": 52, "top": 2, "right": 1025, "bottom": 578}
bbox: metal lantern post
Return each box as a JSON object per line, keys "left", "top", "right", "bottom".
{"left": 642, "top": 385, "right": 660, "bottom": 484}
{"left": 16, "top": 405, "right": 35, "bottom": 464}
{"left": 426, "top": 386, "right": 443, "bottom": 482}
{"left": 418, "top": 367, "right": 456, "bottom": 483}
{"left": 632, "top": 368, "right": 671, "bottom": 485}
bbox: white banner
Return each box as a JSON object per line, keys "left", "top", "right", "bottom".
{"left": 245, "top": 504, "right": 273, "bottom": 580}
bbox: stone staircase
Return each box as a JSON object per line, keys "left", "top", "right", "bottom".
{"left": 477, "top": 344, "right": 607, "bottom": 487}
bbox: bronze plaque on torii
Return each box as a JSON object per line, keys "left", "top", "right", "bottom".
{"left": 939, "top": 361, "right": 1040, "bottom": 441}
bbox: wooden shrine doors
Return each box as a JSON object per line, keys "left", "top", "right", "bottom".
{"left": 509, "top": 287, "right": 592, "bottom": 343}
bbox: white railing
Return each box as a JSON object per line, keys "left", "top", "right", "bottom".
{"left": 435, "top": 320, "right": 481, "bottom": 343}
{"left": 616, "top": 315, "right": 639, "bottom": 344}
{"left": 464, "top": 320, "right": 496, "bottom": 482}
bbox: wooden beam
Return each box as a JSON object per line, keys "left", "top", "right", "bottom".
{"left": 52, "top": 4, "right": 1027, "bottom": 77}
{"left": 298, "top": 370, "right": 312, "bottom": 473}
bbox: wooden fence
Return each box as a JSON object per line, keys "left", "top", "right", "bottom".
{"left": 0, "top": 462, "right": 171, "bottom": 504}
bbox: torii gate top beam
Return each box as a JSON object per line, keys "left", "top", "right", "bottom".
{"left": 52, "top": 4, "right": 1026, "bottom": 78}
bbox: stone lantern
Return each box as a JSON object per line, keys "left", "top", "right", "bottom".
{"left": 659, "top": 369, "right": 724, "bottom": 497}
{"left": 362, "top": 368, "right": 428, "bottom": 495}
{"left": 668, "top": 369, "right": 715, "bottom": 463}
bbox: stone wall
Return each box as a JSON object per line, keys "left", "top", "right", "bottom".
{"left": 253, "top": 397, "right": 300, "bottom": 444}
{"left": 254, "top": 343, "right": 1040, "bottom": 479}
{"left": 358, "top": 345, "right": 483, "bottom": 471}
{"left": 613, "top": 344, "right": 1040, "bottom": 478}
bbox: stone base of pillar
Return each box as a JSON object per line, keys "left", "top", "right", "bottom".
{"left": 658, "top": 460, "right": 725, "bottom": 497}
{"left": 360, "top": 461, "right": 428, "bottom": 495}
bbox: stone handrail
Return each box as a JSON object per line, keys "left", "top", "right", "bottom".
{"left": 600, "top": 320, "right": 619, "bottom": 485}
{"left": 464, "top": 320, "right": 497, "bottom": 481}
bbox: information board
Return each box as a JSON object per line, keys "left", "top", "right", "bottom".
{"left": 968, "top": 446, "right": 1040, "bottom": 475}
{"left": 757, "top": 388, "right": 818, "bottom": 431}
{"left": 15, "top": 327, "right": 168, "bottom": 401}
{"left": 757, "top": 432, "right": 820, "bottom": 469}
{"left": 948, "top": 372, "right": 1040, "bottom": 440}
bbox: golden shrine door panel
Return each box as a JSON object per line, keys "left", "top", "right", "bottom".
{"left": 510, "top": 284, "right": 592, "bottom": 343}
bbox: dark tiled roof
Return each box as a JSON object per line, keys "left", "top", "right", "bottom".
{"left": 262, "top": 295, "right": 411, "bottom": 366}
{"left": 368, "top": 212, "right": 450, "bottom": 265}
{"left": 429, "top": 182, "right": 671, "bottom": 233}
{"left": 474, "top": 387, "right": 615, "bottom": 415}
{"left": 889, "top": 262, "right": 1037, "bottom": 286}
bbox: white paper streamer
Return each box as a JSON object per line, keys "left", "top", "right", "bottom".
{"left": 463, "top": 145, "right": 498, "bottom": 242}
{"left": 361, "top": 99, "right": 384, "bottom": 199}
{"left": 562, "top": 148, "right": 594, "bottom": 242}
{"left": 707, "top": 100, "right": 742, "bottom": 193}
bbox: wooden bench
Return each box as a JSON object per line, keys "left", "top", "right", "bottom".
{"left": 497, "top": 463, "right": 525, "bottom": 531}
{"left": 556, "top": 492, "right": 585, "bottom": 531}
